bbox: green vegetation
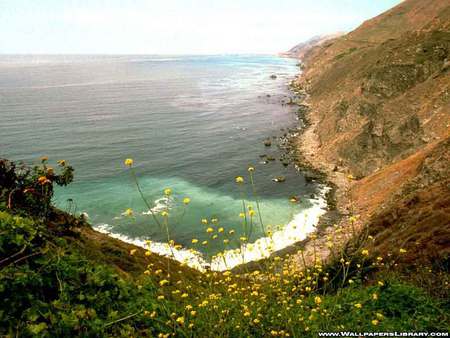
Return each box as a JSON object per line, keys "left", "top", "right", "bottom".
{"left": 0, "top": 158, "right": 448, "bottom": 337}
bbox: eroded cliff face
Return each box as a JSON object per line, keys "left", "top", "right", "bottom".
{"left": 292, "top": 0, "right": 450, "bottom": 264}
{"left": 298, "top": 28, "right": 449, "bottom": 177}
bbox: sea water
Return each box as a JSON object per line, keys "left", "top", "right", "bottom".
{"left": 0, "top": 55, "right": 328, "bottom": 270}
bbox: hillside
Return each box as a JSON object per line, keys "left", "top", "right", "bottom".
{"left": 290, "top": 0, "right": 450, "bottom": 266}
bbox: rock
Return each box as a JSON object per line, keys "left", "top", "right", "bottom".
{"left": 264, "top": 139, "right": 272, "bottom": 147}
{"left": 270, "top": 74, "right": 277, "bottom": 79}
{"left": 289, "top": 196, "right": 300, "bottom": 203}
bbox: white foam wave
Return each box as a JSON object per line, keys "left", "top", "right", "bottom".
{"left": 95, "top": 223, "right": 209, "bottom": 271}
{"left": 141, "top": 197, "right": 171, "bottom": 215}
{"left": 95, "top": 185, "right": 330, "bottom": 272}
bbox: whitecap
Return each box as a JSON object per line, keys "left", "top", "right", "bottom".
{"left": 141, "top": 196, "right": 171, "bottom": 215}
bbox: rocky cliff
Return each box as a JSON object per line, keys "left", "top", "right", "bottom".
{"left": 292, "top": 0, "right": 450, "bottom": 264}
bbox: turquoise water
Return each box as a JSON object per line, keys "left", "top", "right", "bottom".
{"left": 0, "top": 55, "right": 322, "bottom": 255}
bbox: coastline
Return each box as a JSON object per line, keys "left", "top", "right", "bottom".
{"left": 96, "top": 183, "right": 330, "bottom": 272}
{"left": 277, "top": 66, "right": 359, "bottom": 268}
{"left": 232, "top": 69, "right": 349, "bottom": 272}
{"left": 93, "top": 61, "right": 335, "bottom": 272}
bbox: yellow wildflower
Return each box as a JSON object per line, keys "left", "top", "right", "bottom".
{"left": 201, "top": 219, "right": 208, "bottom": 224}
{"left": 314, "top": 296, "right": 322, "bottom": 305}
{"left": 124, "top": 158, "right": 134, "bottom": 166}
{"left": 183, "top": 197, "right": 191, "bottom": 205}
{"left": 248, "top": 166, "right": 255, "bottom": 172}
{"left": 129, "top": 249, "right": 137, "bottom": 256}
{"left": 399, "top": 248, "right": 407, "bottom": 254}
{"left": 175, "top": 316, "right": 184, "bottom": 325}
{"left": 164, "top": 188, "right": 172, "bottom": 196}
{"left": 191, "top": 239, "right": 198, "bottom": 244}
{"left": 361, "top": 249, "right": 369, "bottom": 256}
{"left": 159, "top": 279, "right": 169, "bottom": 286}
{"left": 235, "top": 176, "right": 244, "bottom": 183}
{"left": 206, "top": 227, "right": 214, "bottom": 233}
{"left": 354, "top": 303, "right": 362, "bottom": 309}
{"left": 371, "top": 319, "right": 379, "bottom": 326}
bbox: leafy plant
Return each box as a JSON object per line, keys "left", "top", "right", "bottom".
{"left": 0, "top": 158, "right": 74, "bottom": 217}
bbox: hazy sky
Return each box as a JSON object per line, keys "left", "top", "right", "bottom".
{"left": 0, "top": 0, "right": 402, "bottom": 54}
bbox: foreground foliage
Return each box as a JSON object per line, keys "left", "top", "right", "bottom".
{"left": 0, "top": 158, "right": 448, "bottom": 337}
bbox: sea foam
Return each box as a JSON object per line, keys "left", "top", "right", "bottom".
{"left": 95, "top": 185, "right": 330, "bottom": 272}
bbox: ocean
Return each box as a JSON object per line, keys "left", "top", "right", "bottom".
{"left": 0, "top": 54, "right": 328, "bottom": 269}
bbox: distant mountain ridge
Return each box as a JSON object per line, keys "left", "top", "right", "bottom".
{"left": 280, "top": 33, "right": 344, "bottom": 59}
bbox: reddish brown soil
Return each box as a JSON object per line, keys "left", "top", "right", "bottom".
{"left": 291, "top": 0, "right": 450, "bottom": 266}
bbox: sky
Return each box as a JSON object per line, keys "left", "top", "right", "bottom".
{"left": 0, "top": 0, "right": 402, "bottom": 55}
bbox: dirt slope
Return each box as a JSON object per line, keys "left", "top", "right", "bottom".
{"left": 292, "top": 0, "right": 450, "bottom": 264}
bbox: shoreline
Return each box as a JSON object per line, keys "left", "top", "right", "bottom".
{"left": 232, "top": 71, "right": 347, "bottom": 272}
{"left": 93, "top": 62, "right": 334, "bottom": 272}
{"left": 96, "top": 183, "right": 330, "bottom": 272}
{"left": 276, "top": 67, "right": 357, "bottom": 268}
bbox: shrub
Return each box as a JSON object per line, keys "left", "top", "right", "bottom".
{"left": 0, "top": 158, "right": 74, "bottom": 217}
